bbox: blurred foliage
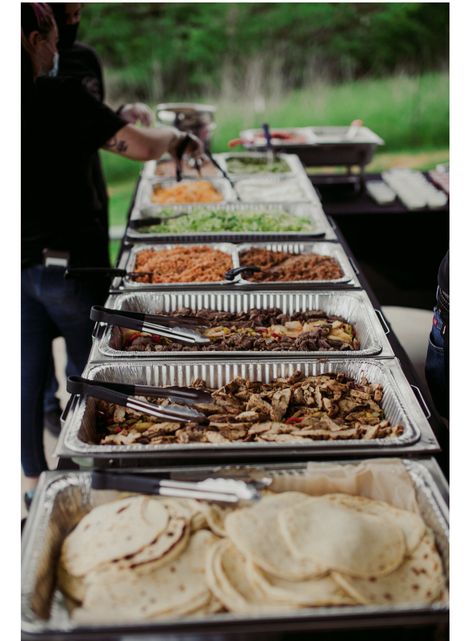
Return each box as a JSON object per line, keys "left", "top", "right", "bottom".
{"left": 81, "top": 2, "right": 449, "bottom": 101}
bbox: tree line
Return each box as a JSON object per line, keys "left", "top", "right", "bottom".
{"left": 81, "top": 3, "right": 449, "bottom": 100}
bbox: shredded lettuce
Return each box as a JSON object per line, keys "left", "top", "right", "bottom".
{"left": 141, "top": 207, "right": 313, "bottom": 233}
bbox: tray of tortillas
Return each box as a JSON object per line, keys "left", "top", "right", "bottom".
{"left": 21, "top": 458, "right": 448, "bottom": 638}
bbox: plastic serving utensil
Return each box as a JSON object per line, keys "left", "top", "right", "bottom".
{"left": 262, "top": 122, "right": 275, "bottom": 162}
{"left": 346, "top": 119, "right": 363, "bottom": 140}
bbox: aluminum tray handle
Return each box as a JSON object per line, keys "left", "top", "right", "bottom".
{"left": 374, "top": 308, "right": 391, "bottom": 335}
{"left": 410, "top": 384, "right": 432, "bottom": 420}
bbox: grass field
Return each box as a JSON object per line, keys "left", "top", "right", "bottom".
{"left": 101, "top": 71, "right": 449, "bottom": 264}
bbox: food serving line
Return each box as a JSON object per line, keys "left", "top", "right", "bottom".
{"left": 22, "top": 149, "right": 449, "bottom": 640}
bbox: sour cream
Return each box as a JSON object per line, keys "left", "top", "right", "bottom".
{"left": 235, "top": 177, "right": 309, "bottom": 202}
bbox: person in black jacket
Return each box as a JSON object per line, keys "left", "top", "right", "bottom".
{"left": 425, "top": 251, "right": 449, "bottom": 418}
{"left": 21, "top": 3, "right": 203, "bottom": 503}
{"left": 42, "top": 3, "right": 154, "bottom": 434}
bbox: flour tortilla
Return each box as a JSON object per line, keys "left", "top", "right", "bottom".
{"left": 225, "top": 492, "right": 325, "bottom": 580}
{"left": 79, "top": 530, "right": 216, "bottom": 621}
{"left": 73, "top": 591, "right": 212, "bottom": 624}
{"left": 324, "top": 493, "right": 425, "bottom": 553}
{"left": 198, "top": 503, "right": 234, "bottom": 537}
{"left": 332, "top": 529, "right": 445, "bottom": 605}
{"left": 246, "top": 560, "right": 358, "bottom": 607}
{"left": 61, "top": 497, "right": 169, "bottom": 577}
{"left": 126, "top": 516, "right": 190, "bottom": 568}
{"left": 279, "top": 496, "right": 406, "bottom": 578}
{"left": 205, "top": 539, "right": 283, "bottom": 613}
{"left": 57, "top": 561, "right": 86, "bottom": 604}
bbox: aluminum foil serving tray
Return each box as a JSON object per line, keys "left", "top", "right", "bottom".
{"left": 240, "top": 126, "right": 384, "bottom": 168}
{"left": 112, "top": 242, "right": 239, "bottom": 291}
{"left": 92, "top": 290, "right": 391, "bottom": 360}
{"left": 111, "top": 241, "right": 352, "bottom": 291}
{"left": 55, "top": 358, "right": 439, "bottom": 463}
{"left": 235, "top": 242, "right": 358, "bottom": 287}
{"left": 141, "top": 151, "right": 306, "bottom": 180}
{"left": 134, "top": 176, "right": 237, "bottom": 212}
{"left": 21, "top": 458, "right": 448, "bottom": 639}
{"left": 217, "top": 151, "right": 308, "bottom": 178}
{"left": 232, "top": 173, "right": 319, "bottom": 204}
{"left": 127, "top": 201, "right": 335, "bottom": 243}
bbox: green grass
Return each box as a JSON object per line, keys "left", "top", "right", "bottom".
{"left": 208, "top": 72, "right": 449, "bottom": 153}
{"left": 101, "top": 72, "right": 448, "bottom": 265}
{"left": 110, "top": 239, "right": 122, "bottom": 266}
{"left": 107, "top": 177, "right": 137, "bottom": 227}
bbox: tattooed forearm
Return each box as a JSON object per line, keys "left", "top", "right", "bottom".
{"left": 104, "top": 136, "right": 128, "bottom": 153}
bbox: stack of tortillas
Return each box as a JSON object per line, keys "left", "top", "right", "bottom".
{"left": 59, "top": 495, "right": 223, "bottom": 622}
{"left": 221, "top": 492, "right": 445, "bottom": 610}
{"left": 58, "top": 491, "right": 446, "bottom": 623}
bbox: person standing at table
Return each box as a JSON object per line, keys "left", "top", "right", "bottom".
{"left": 42, "top": 3, "right": 154, "bottom": 435}
{"left": 21, "top": 3, "right": 203, "bottom": 506}
{"left": 425, "top": 251, "right": 449, "bottom": 419}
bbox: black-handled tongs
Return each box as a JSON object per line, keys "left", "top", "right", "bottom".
{"left": 175, "top": 133, "right": 192, "bottom": 183}
{"left": 67, "top": 375, "right": 213, "bottom": 405}
{"left": 91, "top": 469, "right": 267, "bottom": 505}
{"left": 224, "top": 265, "right": 262, "bottom": 281}
{"left": 205, "top": 147, "right": 241, "bottom": 201}
{"left": 90, "top": 305, "right": 211, "bottom": 345}
{"left": 262, "top": 122, "right": 275, "bottom": 162}
{"left": 130, "top": 209, "right": 190, "bottom": 229}
{"left": 65, "top": 267, "right": 154, "bottom": 280}
{"left": 67, "top": 376, "right": 210, "bottom": 424}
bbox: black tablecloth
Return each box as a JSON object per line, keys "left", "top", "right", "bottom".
{"left": 310, "top": 173, "right": 449, "bottom": 309}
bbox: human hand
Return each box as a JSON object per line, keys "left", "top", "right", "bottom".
{"left": 119, "top": 103, "right": 154, "bottom": 126}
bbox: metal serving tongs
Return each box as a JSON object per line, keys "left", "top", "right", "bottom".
{"left": 67, "top": 375, "right": 213, "bottom": 405}
{"left": 65, "top": 267, "right": 154, "bottom": 281}
{"left": 90, "top": 305, "right": 211, "bottom": 345}
{"left": 91, "top": 469, "right": 270, "bottom": 505}
{"left": 175, "top": 133, "right": 193, "bottom": 183}
{"left": 224, "top": 265, "right": 262, "bottom": 281}
{"left": 131, "top": 208, "right": 191, "bottom": 229}
{"left": 205, "top": 147, "right": 241, "bottom": 201}
{"left": 67, "top": 376, "right": 211, "bottom": 424}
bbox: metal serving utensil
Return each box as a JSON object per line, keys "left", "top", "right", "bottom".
{"left": 224, "top": 265, "right": 262, "bottom": 281}
{"left": 91, "top": 470, "right": 264, "bottom": 505}
{"left": 67, "top": 377, "right": 210, "bottom": 424}
{"left": 132, "top": 209, "right": 191, "bottom": 228}
{"left": 205, "top": 148, "right": 241, "bottom": 200}
{"left": 90, "top": 305, "right": 211, "bottom": 345}
{"left": 65, "top": 267, "right": 154, "bottom": 280}
{"left": 175, "top": 133, "right": 193, "bottom": 182}
{"left": 67, "top": 375, "right": 213, "bottom": 405}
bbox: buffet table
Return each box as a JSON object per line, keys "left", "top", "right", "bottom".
{"left": 22, "top": 153, "right": 449, "bottom": 641}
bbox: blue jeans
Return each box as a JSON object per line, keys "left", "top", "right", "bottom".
{"left": 425, "top": 307, "right": 449, "bottom": 418}
{"left": 21, "top": 266, "right": 101, "bottom": 477}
